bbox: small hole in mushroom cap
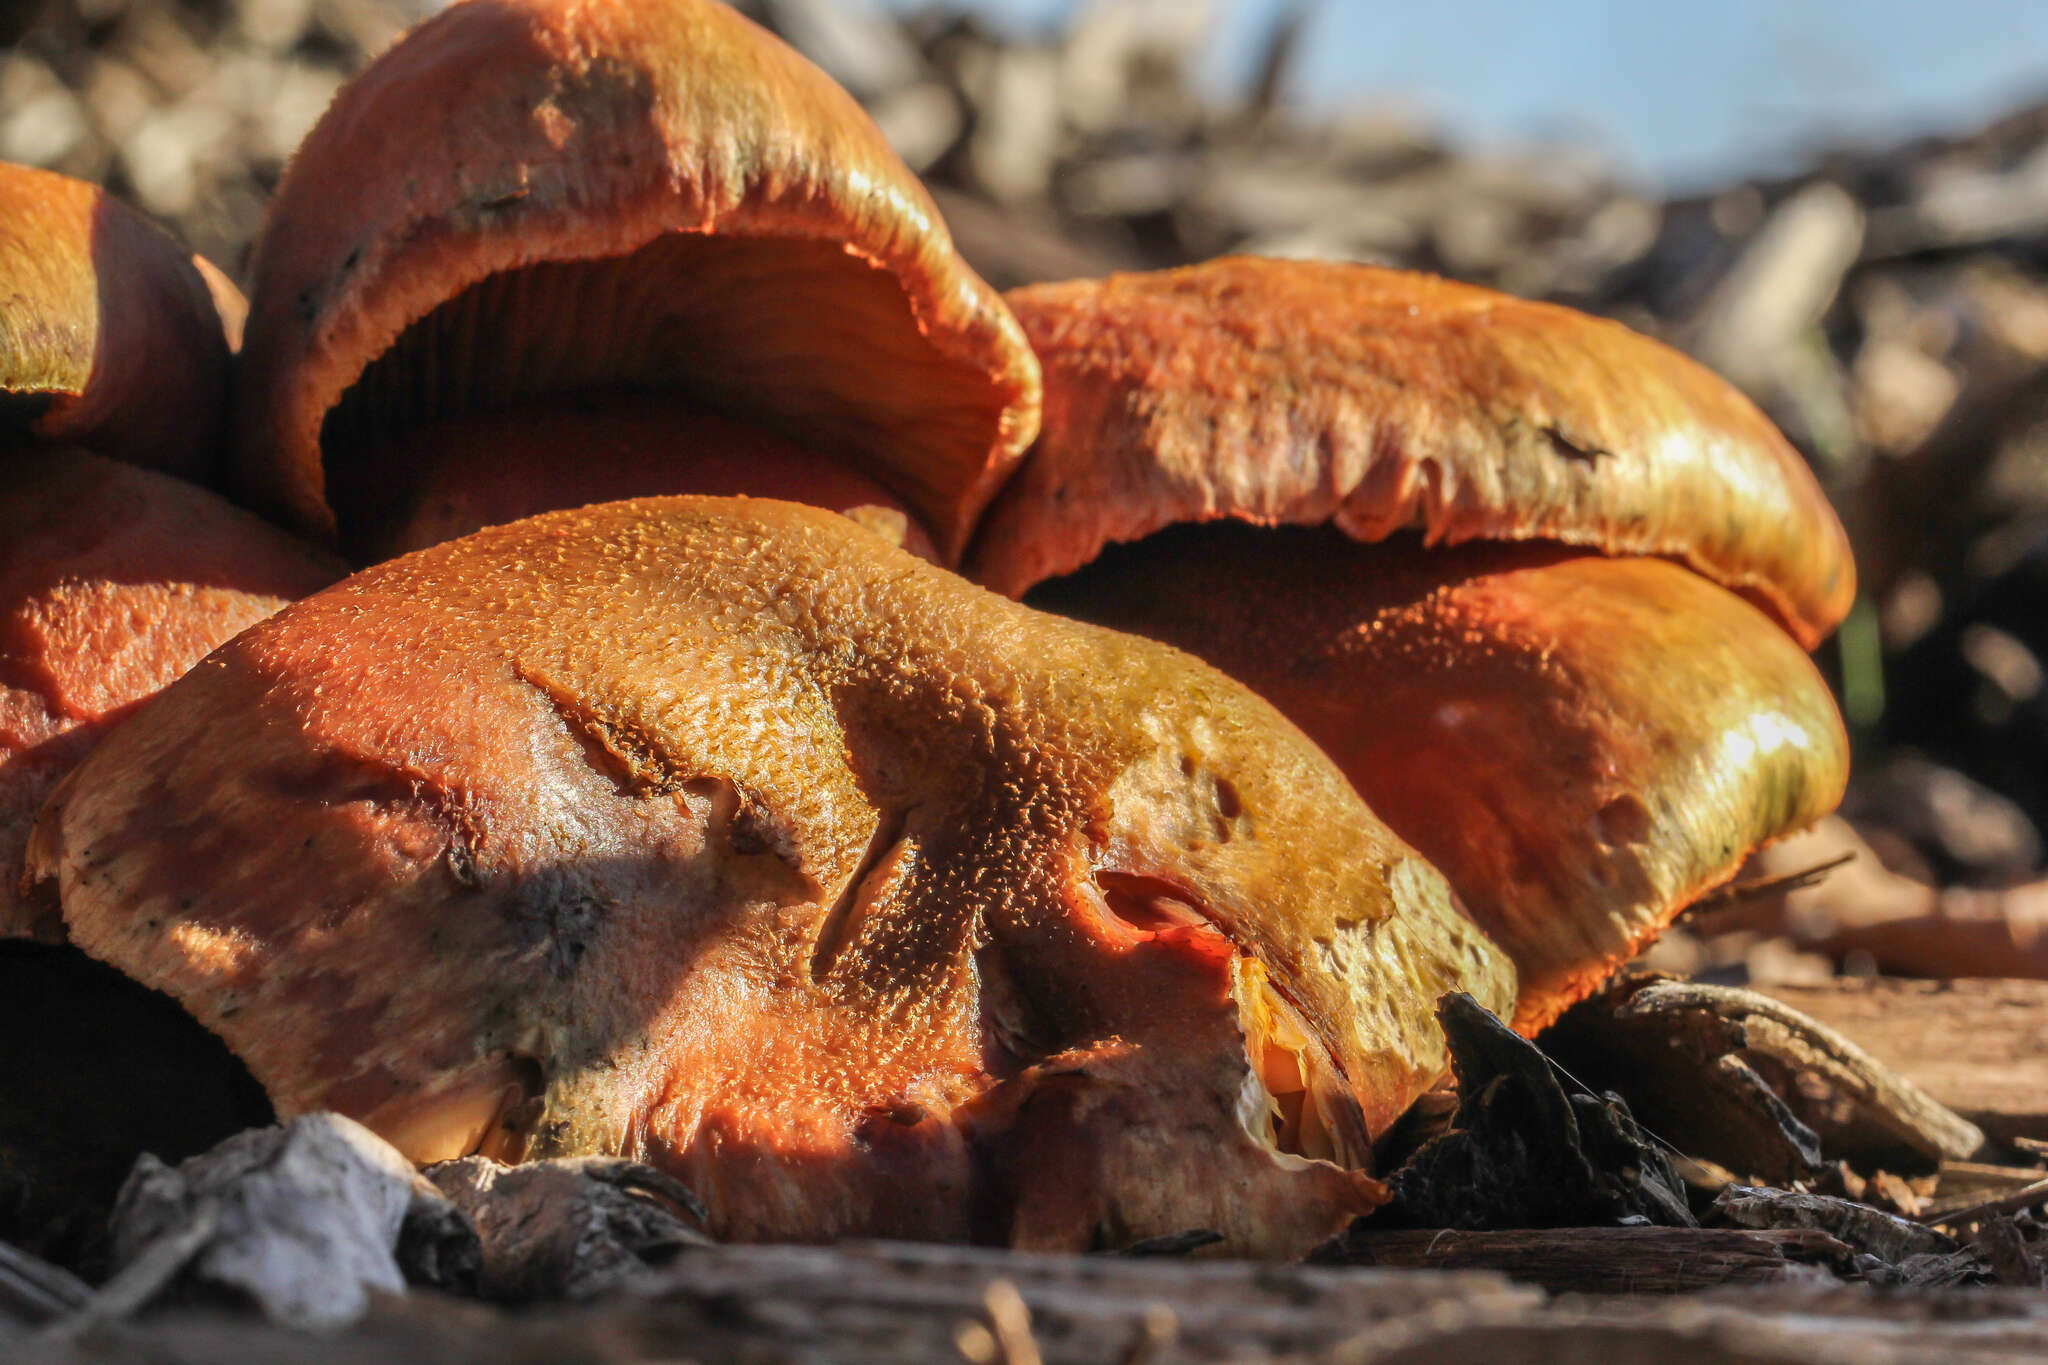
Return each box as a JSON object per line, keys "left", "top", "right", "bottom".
{"left": 1096, "top": 871, "right": 1211, "bottom": 935}
{"left": 1596, "top": 793, "right": 1653, "bottom": 846}
{"left": 1212, "top": 775, "right": 1243, "bottom": 822}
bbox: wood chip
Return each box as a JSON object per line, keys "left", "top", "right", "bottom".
{"left": 423, "top": 1156, "right": 709, "bottom": 1303}
{"left": 1324, "top": 1225, "right": 1850, "bottom": 1293}
{"left": 1747, "top": 977, "right": 2048, "bottom": 1150}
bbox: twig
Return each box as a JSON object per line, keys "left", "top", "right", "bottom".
{"left": 0, "top": 1240, "right": 92, "bottom": 1327}
{"left": 1929, "top": 1176, "right": 2048, "bottom": 1232}
{"left": 960, "top": 1279, "right": 1041, "bottom": 1365}
{"left": 1681, "top": 851, "right": 1855, "bottom": 918}
{"left": 38, "top": 1198, "right": 220, "bottom": 1342}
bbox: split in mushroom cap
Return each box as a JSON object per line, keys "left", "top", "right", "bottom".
{"left": 237, "top": 0, "right": 1040, "bottom": 563}
{"left": 26, "top": 497, "right": 1514, "bottom": 1255}
{"left": 976, "top": 258, "right": 1854, "bottom": 1031}
{"left": 1, "top": 452, "right": 340, "bottom": 935}
{"left": 0, "top": 162, "right": 241, "bottom": 478}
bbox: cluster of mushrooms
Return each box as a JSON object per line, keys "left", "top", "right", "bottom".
{"left": 1, "top": 0, "right": 1853, "bottom": 1260}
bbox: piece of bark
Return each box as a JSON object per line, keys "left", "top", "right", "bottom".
{"left": 1927, "top": 1176, "right": 2048, "bottom": 1232}
{"left": 1688, "top": 183, "right": 1865, "bottom": 396}
{"left": 1389, "top": 993, "right": 1695, "bottom": 1230}
{"left": 1550, "top": 975, "right": 1983, "bottom": 1176}
{"left": 47, "top": 1202, "right": 223, "bottom": 1342}
{"left": 1840, "top": 755, "right": 2041, "bottom": 887}
{"left": 1885, "top": 1250, "right": 1996, "bottom": 1288}
{"left": 1976, "top": 1215, "right": 2048, "bottom": 1288}
{"left": 617, "top": 1240, "right": 1537, "bottom": 1360}
{"left": 1543, "top": 978, "right": 1824, "bottom": 1184}
{"left": 1867, "top": 1213, "right": 2048, "bottom": 1290}
{"left": 930, "top": 187, "right": 1137, "bottom": 290}
{"left": 1660, "top": 983, "right": 1982, "bottom": 1163}
{"left": 1714, "top": 1185, "right": 1957, "bottom": 1263}
{"left": 104, "top": 1114, "right": 471, "bottom": 1330}
{"left": 1319, "top": 1225, "right": 1850, "bottom": 1293}
{"left": 23, "top": 1240, "right": 2048, "bottom": 1363}
{"left": 1927, "top": 1161, "right": 2048, "bottom": 1218}
{"left": 1745, "top": 977, "right": 2048, "bottom": 1149}
{"left": 423, "top": 1157, "right": 710, "bottom": 1303}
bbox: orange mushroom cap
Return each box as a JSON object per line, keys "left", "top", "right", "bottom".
{"left": 977, "top": 258, "right": 1855, "bottom": 1030}
{"left": 1, "top": 452, "right": 340, "bottom": 935}
{"left": 28, "top": 497, "right": 1512, "bottom": 1255}
{"left": 0, "top": 163, "right": 241, "bottom": 478}
{"left": 237, "top": 0, "right": 1040, "bottom": 563}
{"left": 1035, "top": 529, "right": 1849, "bottom": 1032}
{"left": 970, "top": 257, "right": 1853, "bottom": 649}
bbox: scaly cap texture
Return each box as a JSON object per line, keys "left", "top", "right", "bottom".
{"left": 29, "top": 497, "right": 1512, "bottom": 1255}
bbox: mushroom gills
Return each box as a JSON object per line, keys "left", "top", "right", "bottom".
{"left": 1027, "top": 522, "right": 1850, "bottom": 1033}
{"left": 1093, "top": 870, "right": 1369, "bottom": 1168}
{"left": 320, "top": 233, "right": 1008, "bottom": 559}
{"left": 360, "top": 391, "right": 937, "bottom": 562}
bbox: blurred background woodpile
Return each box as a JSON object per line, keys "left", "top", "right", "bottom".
{"left": 7, "top": 0, "right": 2048, "bottom": 992}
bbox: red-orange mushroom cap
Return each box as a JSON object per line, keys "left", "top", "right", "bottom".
{"left": 971, "top": 258, "right": 1853, "bottom": 649}
{"left": 978, "top": 259, "right": 1855, "bottom": 1032}
{"left": 27, "top": 497, "right": 1513, "bottom": 1256}
{"left": 237, "top": 0, "right": 1040, "bottom": 563}
{"left": 0, "top": 166, "right": 333, "bottom": 930}
{"left": 1, "top": 453, "right": 340, "bottom": 935}
{"left": 1033, "top": 529, "right": 1848, "bottom": 1032}
{"left": 0, "top": 163, "right": 241, "bottom": 478}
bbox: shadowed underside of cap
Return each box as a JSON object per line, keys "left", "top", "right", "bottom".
{"left": 365, "top": 392, "right": 936, "bottom": 563}
{"left": 28, "top": 497, "right": 1512, "bottom": 1255}
{"left": 972, "top": 257, "right": 1854, "bottom": 648}
{"left": 237, "top": 0, "right": 1039, "bottom": 563}
{"left": 1, "top": 452, "right": 340, "bottom": 935}
{"left": 0, "top": 163, "right": 240, "bottom": 477}
{"left": 1031, "top": 526, "right": 1850, "bottom": 1033}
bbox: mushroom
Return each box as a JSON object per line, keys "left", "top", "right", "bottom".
{"left": 1, "top": 165, "right": 340, "bottom": 936}
{"left": 1, "top": 162, "right": 235, "bottom": 478}
{"left": 236, "top": 0, "right": 1039, "bottom": 565}
{"left": 0, "top": 167, "right": 342, "bottom": 1251}
{"left": 971, "top": 258, "right": 1854, "bottom": 1032}
{"left": 27, "top": 497, "right": 1513, "bottom": 1256}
